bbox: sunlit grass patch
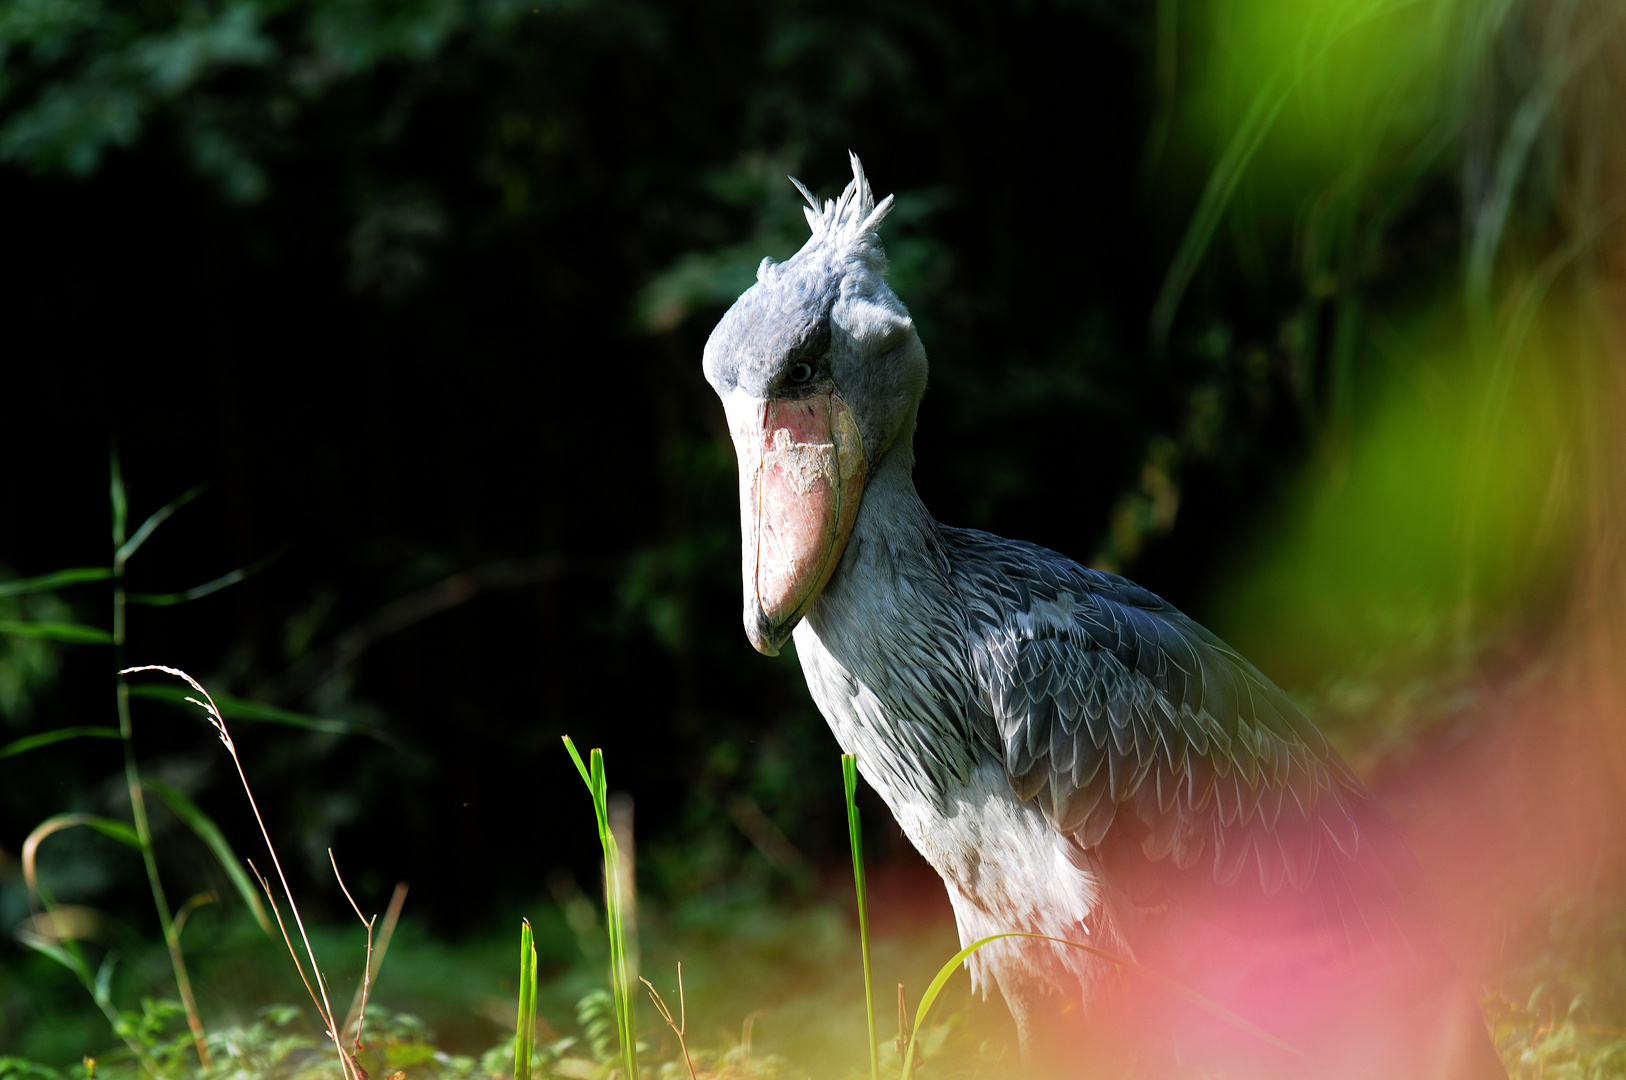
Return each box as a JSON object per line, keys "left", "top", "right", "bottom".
{"left": 9, "top": 724, "right": 1626, "bottom": 1080}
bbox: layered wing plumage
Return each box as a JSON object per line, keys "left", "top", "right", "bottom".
{"left": 942, "top": 526, "right": 1426, "bottom": 948}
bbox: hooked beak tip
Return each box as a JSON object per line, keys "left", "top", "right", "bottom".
{"left": 744, "top": 609, "right": 788, "bottom": 656}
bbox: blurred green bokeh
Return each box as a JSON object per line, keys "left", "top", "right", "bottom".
{"left": 1214, "top": 319, "right": 1582, "bottom": 702}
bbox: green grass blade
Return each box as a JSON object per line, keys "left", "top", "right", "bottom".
{"left": 143, "top": 779, "right": 273, "bottom": 935}
{"left": 0, "top": 621, "right": 113, "bottom": 644}
{"left": 17, "top": 906, "right": 152, "bottom": 1074}
{"left": 111, "top": 663, "right": 210, "bottom": 1067}
{"left": 843, "top": 754, "right": 879, "bottom": 1080}
{"left": 899, "top": 932, "right": 1305, "bottom": 1079}
{"left": 110, "top": 451, "right": 127, "bottom": 550}
{"left": 562, "top": 734, "right": 592, "bottom": 785}
{"left": 116, "top": 484, "right": 206, "bottom": 565}
{"left": 591, "top": 748, "right": 608, "bottom": 832}
{"left": 126, "top": 682, "right": 396, "bottom": 744}
{"left": 901, "top": 936, "right": 992, "bottom": 1080}
{"left": 1148, "top": 72, "right": 1290, "bottom": 357}
{"left": 0, "top": 567, "right": 113, "bottom": 598}
{"left": 24, "top": 813, "right": 142, "bottom": 912}
{"left": 562, "top": 737, "right": 638, "bottom": 1080}
{"left": 14, "top": 930, "right": 97, "bottom": 990}
{"left": 17, "top": 929, "right": 153, "bottom": 1073}
{"left": 1146, "top": 0, "right": 1415, "bottom": 358}
{"left": 23, "top": 873, "right": 99, "bottom": 992}
{"left": 126, "top": 570, "right": 248, "bottom": 608}
{"left": 515, "top": 919, "right": 538, "bottom": 1080}
{"left": 0, "top": 727, "right": 121, "bottom": 760}
{"left": 93, "top": 952, "right": 119, "bottom": 1009}
{"left": 606, "top": 849, "right": 638, "bottom": 1080}
{"left": 126, "top": 548, "right": 282, "bottom": 607}
{"left": 597, "top": 750, "right": 639, "bottom": 1080}
{"left": 28, "top": 812, "right": 143, "bottom": 852}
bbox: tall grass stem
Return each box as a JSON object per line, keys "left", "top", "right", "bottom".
{"left": 110, "top": 462, "right": 210, "bottom": 1067}
{"left": 515, "top": 919, "right": 538, "bottom": 1080}
{"left": 329, "top": 849, "right": 378, "bottom": 1052}
{"left": 640, "top": 964, "right": 697, "bottom": 1080}
{"left": 563, "top": 736, "right": 639, "bottom": 1080}
{"left": 344, "top": 882, "right": 409, "bottom": 1041}
{"left": 842, "top": 754, "right": 879, "bottom": 1080}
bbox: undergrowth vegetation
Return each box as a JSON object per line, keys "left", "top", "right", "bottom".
{"left": 5, "top": 699, "right": 1626, "bottom": 1080}
{"left": 3, "top": 524, "right": 1624, "bottom": 1080}
{"left": 0, "top": 472, "right": 1621, "bottom": 1078}
{"left": 6, "top": 340, "right": 1622, "bottom": 1079}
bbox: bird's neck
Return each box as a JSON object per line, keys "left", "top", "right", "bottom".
{"left": 796, "top": 450, "right": 982, "bottom": 804}
{"left": 803, "top": 449, "right": 960, "bottom": 695}
{"left": 834, "top": 452, "right": 946, "bottom": 597}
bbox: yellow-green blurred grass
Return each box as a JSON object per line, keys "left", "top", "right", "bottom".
{"left": 1210, "top": 305, "right": 1591, "bottom": 735}
{"left": 1168, "top": 0, "right": 1626, "bottom": 763}
{"left": 1190, "top": 0, "right": 1457, "bottom": 156}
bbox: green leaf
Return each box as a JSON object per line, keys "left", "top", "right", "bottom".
{"left": 1148, "top": 72, "right": 1291, "bottom": 356}
{"left": 80, "top": 816, "right": 143, "bottom": 849}
{"left": 144, "top": 779, "right": 273, "bottom": 936}
{"left": 111, "top": 452, "right": 127, "bottom": 550}
{"left": 562, "top": 734, "right": 592, "bottom": 786}
{"left": 842, "top": 755, "right": 878, "bottom": 1080}
{"left": 0, "top": 1055, "right": 68, "bottom": 1080}
{"left": 0, "top": 568, "right": 112, "bottom": 598}
{"left": 0, "top": 727, "right": 121, "bottom": 760}
{"left": 93, "top": 952, "right": 119, "bottom": 1009}
{"left": 15, "top": 931, "right": 94, "bottom": 984}
{"left": 126, "top": 682, "right": 395, "bottom": 744}
{"left": 125, "top": 548, "right": 280, "bottom": 606}
{"left": 116, "top": 483, "right": 206, "bottom": 564}
{"left": 126, "top": 568, "right": 246, "bottom": 606}
{"left": 515, "top": 919, "right": 537, "bottom": 1080}
{"left": 0, "top": 621, "right": 113, "bottom": 644}
{"left": 28, "top": 812, "right": 142, "bottom": 854}
{"left": 560, "top": 737, "right": 637, "bottom": 1080}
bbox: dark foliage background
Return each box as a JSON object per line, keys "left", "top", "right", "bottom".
{"left": 4, "top": 0, "right": 1623, "bottom": 1061}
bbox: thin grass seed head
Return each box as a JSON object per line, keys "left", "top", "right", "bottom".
{"left": 127, "top": 666, "right": 369, "bottom": 1080}
{"left": 120, "top": 665, "right": 233, "bottom": 750}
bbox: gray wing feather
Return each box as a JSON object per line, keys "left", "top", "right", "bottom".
{"left": 942, "top": 526, "right": 1418, "bottom": 946}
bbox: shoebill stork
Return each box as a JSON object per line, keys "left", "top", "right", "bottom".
{"left": 702, "top": 155, "right": 1505, "bottom": 1078}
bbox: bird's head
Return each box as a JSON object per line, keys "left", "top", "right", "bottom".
{"left": 703, "top": 153, "right": 926, "bottom": 656}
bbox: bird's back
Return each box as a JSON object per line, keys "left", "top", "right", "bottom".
{"left": 937, "top": 525, "right": 1505, "bottom": 1078}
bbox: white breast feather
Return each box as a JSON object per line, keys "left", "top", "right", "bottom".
{"left": 796, "top": 622, "right": 1125, "bottom": 1009}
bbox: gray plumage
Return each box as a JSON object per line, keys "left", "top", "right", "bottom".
{"left": 701, "top": 154, "right": 1454, "bottom": 1052}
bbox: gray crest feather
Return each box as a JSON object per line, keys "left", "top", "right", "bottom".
{"left": 785, "top": 152, "right": 897, "bottom": 275}
{"left": 790, "top": 175, "right": 819, "bottom": 212}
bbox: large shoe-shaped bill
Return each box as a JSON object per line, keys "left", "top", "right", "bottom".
{"left": 725, "top": 391, "right": 866, "bottom": 656}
